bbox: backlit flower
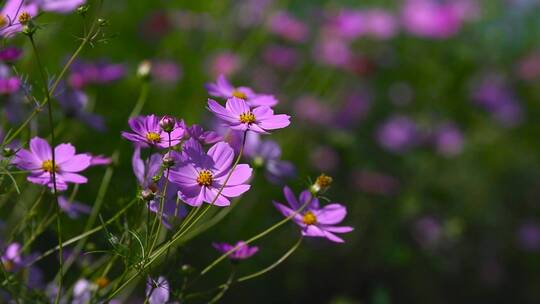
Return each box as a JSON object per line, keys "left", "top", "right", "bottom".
{"left": 205, "top": 74, "right": 278, "bottom": 107}
{"left": 273, "top": 186, "right": 353, "bottom": 243}
{"left": 122, "top": 114, "right": 184, "bottom": 148}
{"left": 168, "top": 139, "right": 252, "bottom": 207}
{"left": 208, "top": 97, "right": 290, "bottom": 134}
{"left": 13, "top": 137, "right": 92, "bottom": 191}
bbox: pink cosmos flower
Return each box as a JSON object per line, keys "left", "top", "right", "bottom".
{"left": 168, "top": 139, "right": 252, "bottom": 207}
{"left": 208, "top": 97, "right": 290, "bottom": 134}
{"left": 13, "top": 137, "right": 91, "bottom": 191}
{"left": 205, "top": 74, "right": 278, "bottom": 107}
{"left": 0, "top": 46, "right": 22, "bottom": 62}
{"left": 273, "top": 186, "right": 353, "bottom": 243}
{"left": 212, "top": 241, "right": 259, "bottom": 260}
{"left": 122, "top": 114, "right": 185, "bottom": 148}
{"left": 0, "top": 0, "right": 38, "bottom": 37}
{"left": 208, "top": 52, "right": 241, "bottom": 78}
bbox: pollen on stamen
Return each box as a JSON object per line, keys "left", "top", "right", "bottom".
{"left": 239, "top": 111, "right": 256, "bottom": 124}
{"left": 18, "top": 12, "right": 31, "bottom": 24}
{"left": 302, "top": 211, "right": 317, "bottom": 225}
{"left": 146, "top": 132, "right": 161, "bottom": 143}
{"left": 42, "top": 160, "right": 58, "bottom": 173}
{"left": 196, "top": 170, "right": 213, "bottom": 186}
{"left": 0, "top": 15, "right": 7, "bottom": 27}
{"left": 232, "top": 90, "right": 248, "bottom": 100}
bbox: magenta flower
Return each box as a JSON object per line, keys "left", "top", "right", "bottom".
{"left": 13, "top": 137, "right": 91, "bottom": 191}
{"left": 1, "top": 242, "right": 36, "bottom": 272}
{"left": 0, "top": 47, "right": 22, "bottom": 62}
{"left": 0, "top": 0, "right": 38, "bottom": 37}
{"left": 122, "top": 114, "right": 185, "bottom": 148}
{"left": 208, "top": 52, "right": 241, "bottom": 78}
{"left": 205, "top": 74, "right": 278, "bottom": 107}
{"left": 0, "top": 75, "right": 20, "bottom": 94}
{"left": 36, "top": 0, "right": 87, "bottom": 14}
{"left": 185, "top": 123, "right": 222, "bottom": 145}
{"left": 168, "top": 139, "right": 252, "bottom": 207}
{"left": 244, "top": 134, "right": 295, "bottom": 184}
{"left": 273, "top": 187, "right": 353, "bottom": 243}
{"left": 208, "top": 97, "right": 290, "bottom": 134}
{"left": 212, "top": 241, "right": 259, "bottom": 260}
{"left": 68, "top": 59, "right": 125, "bottom": 89}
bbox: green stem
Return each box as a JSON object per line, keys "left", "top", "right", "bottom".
{"left": 236, "top": 236, "right": 303, "bottom": 283}
{"left": 129, "top": 81, "right": 149, "bottom": 118}
{"left": 28, "top": 34, "right": 63, "bottom": 304}
{"left": 208, "top": 267, "right": 236, "bottom": 304}
{"left": 200, "top": 193, "right": 313, "bottom": 276}
{"left": 29, "top": 198, "right": 138, "bottom": 265}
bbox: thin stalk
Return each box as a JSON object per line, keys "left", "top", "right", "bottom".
{"left": 200, "top": 193, "right": 313, "bottom": 276}
{"left": 29, "top": 198, "right": 138, "bottom": 265}
{"left": 28, "top": 34, "right": 62, "bottom": 304}
{"left": 236, "top": 236, "right": 303, "bottom": 282}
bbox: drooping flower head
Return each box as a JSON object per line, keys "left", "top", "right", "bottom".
{"left": 205, "top": 75, "right": 278, "bottom": 107}
{"left": 146, "top": 276, "right": 169, "bottom": 304}
{"left": 273, "top": 186, "right": 353, "bottom": 243}
{"left": 0, "top": 0, "right": 38, "bottom": 37}
{"left": 122, "top": 114, "right": 185, "bottom": 148}
{"left": 208, "top": 97, "right": 290, "bottom": 134}
{"left": 13, "top": 137, "right": 92, "bottom": 191}
{"left": 213, "top": 241, "right": 259, "bottom": 260}
{"left": 168, "top": 139, "right": 252, "bottom": 207}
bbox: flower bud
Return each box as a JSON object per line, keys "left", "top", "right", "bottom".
{"left": 18, "top": 12, "right": 31, "bottom": 25}
{"left": 310, "top": 173, "right": 333, "bottom": 194}
{"left": 162, "top": 155, "right": 175, "bottom": 168}
{"left": 97, "top": 18, "right": 108, "bottom": 27}
{"left": 95, "top": 277, "right": 109, "bottom": 289}
{"left": 2, "top": 147, "right": 15, "bottom": 158}
{"left": 137, "top": 60, "right": 152, "bottom": 80}
{"left": 140, "top": 188, "right": 156, "bottom": 201}
{"left": 181, "top": 264, "right": 194, "bottom": 274}
{"left": 77, "top": 5, "right": 90, "bottom": 16}
{"left": 159, "top": 115, "right": 176, "bottom": 133}
{"left": 22, "top": 22, "right": 36, "bottom": 36}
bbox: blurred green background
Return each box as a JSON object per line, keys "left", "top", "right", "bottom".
{"left": 3, "top": 0, "right": 540, "bottom": 303}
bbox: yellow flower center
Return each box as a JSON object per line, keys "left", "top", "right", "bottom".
{"left": 196, "top": 169, "right": 213, "bottom": 186}
{"left": 232, "top": 90, "right": 247, "bottom": 99}
{"left": 0, "top": 14, "right": 7, "bottom": 27}
{"left": 239, "top": 111, "right": 256, "bottom": 124}
{"left": 146, "top": 132, "right": 161, "bottom": 143}
{"left": 95, "top": 277, "right": 110, "bottom": 289}
{"left": 18, "top": 11, "right": 30, "bottom": 24}
{"left": 316, "top": 174, "right": 333, "bottom": 189}
{"left": 302, "top": 211, "right": 317, "bottom": 225}
{"left": 42, "top": 160, "right": 58, "bottom": 173}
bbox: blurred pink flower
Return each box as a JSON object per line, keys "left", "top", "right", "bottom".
{"left": 401, "top": 0, "right": 479, "bottom": 39}
{"left": 208, "top": 52, "right": 241, "bottom": 78}
{"left": 267, "top": 11, "right": 308, "bottom": 43}
{"left": 352, "top": 170, "right": 399, "bottom": 196}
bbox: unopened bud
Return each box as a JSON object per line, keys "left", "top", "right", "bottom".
{"left": 95, "top": 277, "right": 109, "bottom": 289}
{"left": 137, "top": 60, "right": 152, "bottom": 80}
{"left": 159, "top": 115, "right": 176, "bottom": 133}
{"left": 140, "top": 188, "right": 155, "bottom": 201}
{"left": 18, "top": 12, "right": 31, "bottom": 25}
{"left": 162, "top": 155, "right": 175, "bottom": 168}
{"left": 181, "top": 264, "right": 194, "bottom": 274}
{"left": 77, "top": 5, "right": 90, "bottom": 16}
{"left": 310, "top": 174, "right": 333, "bottom": 194}
{"left": 97, "top": 18, "right": 108, "bottom": 27}
{"left": 2, "top": 147, "right": 15, "bottom": 158}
